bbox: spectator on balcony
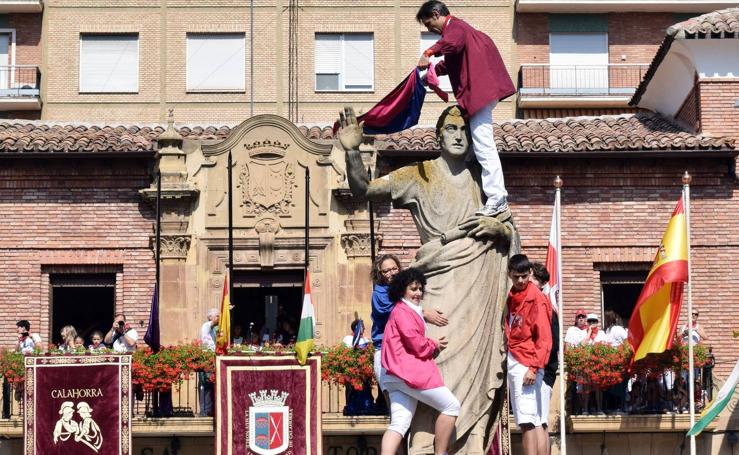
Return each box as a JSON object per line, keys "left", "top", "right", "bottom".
{"left": 232, "top": 324, "right": 244, "bottom": 345}
{"left": 416, "top": 0, "right": 516, "bottom": 218}
{"left": 59, "top": 325, "right": 78, "bottom": 352}
{"left": 200, "top": 309, "right": 219, "bottom": 351}
{"left": 603, "top": 310, "right": 628, "bottom": 413}
{"left": 88, "top": 330, "right": 106, "bottom": 353}
{"left": 198, "top": 309, "right": 219, "bottom": 417}
{"left": 564, "top": 309, "right": 588, "bottom": 346}
{"left": 15, "top": 320, "right": 42, "bottom": 355}
{"left": 681, "top": 309, "right": 708, "bottom": 345}
{"left": 104, "top": 314, "right": 138, "bottom": 353}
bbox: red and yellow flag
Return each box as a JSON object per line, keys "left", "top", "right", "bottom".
{"left": 216, "top": 273, "right": 231, "bottom": 354}
{"left": 628, "top": 198, "right": 688, "bottom": 362}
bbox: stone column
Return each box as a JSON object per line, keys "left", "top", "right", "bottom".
{"left": 140, "top": 111, "right": 199, "bottom": 345}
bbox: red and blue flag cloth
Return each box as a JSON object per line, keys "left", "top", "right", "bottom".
{"left": 335, "top": 64, "right": 447, "bottom": 135}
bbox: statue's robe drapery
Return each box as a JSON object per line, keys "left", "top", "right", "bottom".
{"left": 388, "top": 159, "right": 518, "bottom": 454}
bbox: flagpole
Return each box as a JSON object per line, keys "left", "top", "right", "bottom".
{"left": 156, "top": 170, "right": 161, "bottom": 304}
{"left": 228, "top": 151, "right": 233, "bottom": 319}
{"left": 555, "top": 175, "right": 567, "bottom": 455}
{"left": 153, "top": 169, "right": 162, "bottom": 416}
{"left": 305, "top": 167, "right": 310, "bottom": 271}
{"left": 368, "top": 166, "right": 376, "bottom": 265}
{"left": 683, "top": 171, "right": 695, "bottom": 455}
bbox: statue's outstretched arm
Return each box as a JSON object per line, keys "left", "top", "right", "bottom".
{"left": 338, "top": 107, "right": 390, "bottom": 202}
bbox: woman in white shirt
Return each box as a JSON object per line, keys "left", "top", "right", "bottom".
{"left": 603, "top": 309, "right": 628, "bottom": 413}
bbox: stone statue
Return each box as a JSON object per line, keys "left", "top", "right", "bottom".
{"left": 339, "top": 106, "right": 518, "bottom": 454}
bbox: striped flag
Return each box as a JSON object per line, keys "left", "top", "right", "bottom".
{"left": 542, "top": 197, "right": 561, "bottom": 313}
{"left": 351, "top": 319, "right": 365, "bottom": 349}
{"left": 688, "top": 359, "right": 739, "bottom": 436}
{"left": 628, "top": 198, "right": 688, "bottom": 362}
{"left": 295, "top": 271, "right": 315, "bottom": 365}
{"left": 215, "top": 274, "right": 231, "bottom": 354}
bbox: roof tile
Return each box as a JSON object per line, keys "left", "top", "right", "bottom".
{"left": 0, "top": 113, "right": 732, "bottom": 156}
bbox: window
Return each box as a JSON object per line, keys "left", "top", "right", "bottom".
{"left": 549, "top": 32, "right": 608, "bottom": 94}
{"left": 187, "top": 33, "right": 246, "bottom": 92}
{"left": 79, "top": 34, "right": 139, "bottom": 93}
{"left": 420, "top": 32, "right": 451, "bottom": 92}
{"left": 600, "top": 270, "right": 648, "bottom": 327}
{"left": 315, "top": 33, "right": 373, "bottom": 91}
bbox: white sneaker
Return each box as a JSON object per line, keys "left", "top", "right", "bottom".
{"left": 475, "top": 200, "right": 509, "bottom": 217}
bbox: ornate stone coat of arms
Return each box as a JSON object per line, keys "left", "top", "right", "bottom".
{"left": 240, "top": 143, "right": 296, "bottom": 217}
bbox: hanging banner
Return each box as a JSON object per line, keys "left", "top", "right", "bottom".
{"left": 24, "top": 355, "right": 132, "bottom": 455}
{"left": 215, "top": 355, "right": 322, "bottom": 455}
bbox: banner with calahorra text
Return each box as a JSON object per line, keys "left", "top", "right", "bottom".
{"left": 216, "top": 355, "right": 322, "bottom": 455}
{"left": 24, "top": 355, "right": 132, "bottom": 455}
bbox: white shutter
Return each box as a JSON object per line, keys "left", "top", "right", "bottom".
{"left": 420, "top": 32, "right": 451, "bottom": 92}
{"left": 549, "top": 33, "right": 608, "bottom": 94}
{"left": 79, "top": 35, "right": 139, "bottom": 93}
{"left": 187, "top": 33, "right": 245, "bottom": 91}
{"left": 342, "top": 33, "right": 373, "bottom": 89}
{"left": 314, "top": 34, "right": 341, "bottom": 74}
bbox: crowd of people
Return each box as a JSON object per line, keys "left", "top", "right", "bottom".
{"left": 360, "top": 251, "right": 716, "bottom": 455}
{"left": 15, "top": 313, "right": 138, "bottom": 355}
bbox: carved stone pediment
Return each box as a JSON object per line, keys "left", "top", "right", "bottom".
{"left": 199, "top": 115, "right": 343, "bottom": 232}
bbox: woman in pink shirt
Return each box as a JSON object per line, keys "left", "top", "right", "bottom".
{"left": 380, "top": 268, "right": 460, "bottom": 455}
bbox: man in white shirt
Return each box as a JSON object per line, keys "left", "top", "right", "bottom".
{"left": 104, "top": 313, "right": 138, "bottom": 353}
{"left": 200, "top": 309, "right": 219, "bottom": 351}
{"left": 564, "top": 309, "right": 588, "bottom": 346}
{"left": 15, "top": 320, "right": 42, "bottom": 354}
{"left": 198, "top": 309, "right": 219, "bottom": 417}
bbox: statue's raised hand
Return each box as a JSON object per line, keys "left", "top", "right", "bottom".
{"left": 337, "top": 107, "right": 364, "bottom": 151}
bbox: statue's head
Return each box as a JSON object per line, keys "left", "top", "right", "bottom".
{"left": 435, "top": 105, "right": 470, "bottom": 159}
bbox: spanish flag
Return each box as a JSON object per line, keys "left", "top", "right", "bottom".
{"left": 215, "top": 273, "right": 231, "bottom": 354}
{"left": 628, "top": 198, "right": 688, "bottom": 362}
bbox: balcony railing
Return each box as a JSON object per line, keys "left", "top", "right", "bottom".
{"left": 519, "top": 64, "right": 649, "bottom": 97}
{"left": 0, "top": 65, "right": 40, "bottom": 98}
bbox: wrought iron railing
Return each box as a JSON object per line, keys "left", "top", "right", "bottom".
{"left": 518, "top": 64, "right": 649, "bottom": 97}
{"left": 0, "top": 65, "right": 40, "bottom": 98}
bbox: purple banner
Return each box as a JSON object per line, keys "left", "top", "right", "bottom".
{"left": 216, "top": 355, "right": 321, "bottom": 455}
{"left": 24, "top": 355, "right": 131, "bottom": 455}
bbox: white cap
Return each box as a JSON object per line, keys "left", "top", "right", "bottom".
{"left": 586, "top": 313, "right": 599, "bottom": 321}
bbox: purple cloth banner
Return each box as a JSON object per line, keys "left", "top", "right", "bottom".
{"left": 216, "top": 355, "right": 321, "bottom": 455}
{"left": 24, "top": 355, "right": 131, "bottom": 455}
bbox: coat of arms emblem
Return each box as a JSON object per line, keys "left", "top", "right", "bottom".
{"left": 247, "top": 389, "right": 291, "bottom": 455}
{"left": 240, "top": 145, "right": 296, "bottom": 217}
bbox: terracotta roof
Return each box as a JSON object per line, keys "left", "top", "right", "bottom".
{"left": 0, "top": 122, "right": 233, "bottom": 154}
{"left": 0, "top": 113, "right": 733, "bottom": 156}
{"left": 667, "top": 7, "right": 739, "bottom": 38}
{"left": 376, "top": 112, "right": 735, "bottom": 154}
{"left": 631, "top": 7, "right": 739, "bottom": 105}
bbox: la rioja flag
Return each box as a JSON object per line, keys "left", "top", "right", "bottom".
{"left": 543, "top": 196, "right": 561, "bottom": 312}
{"left": 295, "top": 271, "right": 315, "bottom": 365}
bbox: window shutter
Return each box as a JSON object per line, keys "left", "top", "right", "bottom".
{"left": 342, "top": 33, "right": 373, "bottom": 89}
{"left": 79, "top": 35, "right": 139, "bottom": 93}
{"left": 315, "top": 34, "right": 342, "bottom": 74}
{"left": 420, "top": 32, "right": 451, "bottom": 92}
{"left": 187, "top": 33, "right": 245, "bottom": 91}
